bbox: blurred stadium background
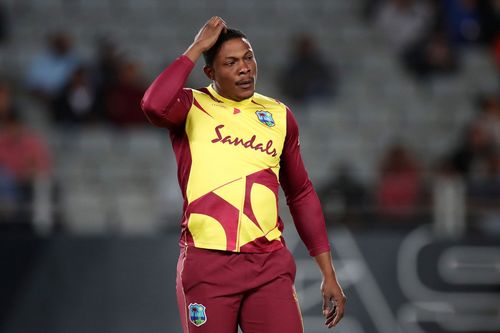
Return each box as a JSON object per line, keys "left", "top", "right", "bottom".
{"left": 0, "top": 0, "right": 499, "bottom": 332}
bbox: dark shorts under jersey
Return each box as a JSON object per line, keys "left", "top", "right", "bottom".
{"left": 176, "top": 246, "right": 303, "bottom": 333}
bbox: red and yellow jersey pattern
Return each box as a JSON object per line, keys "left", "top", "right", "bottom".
{"left": 184, "top": 85, "right": 286, "bottom": 252}
{"left": 142, "top": 55, "right": 330, "bottom": 256}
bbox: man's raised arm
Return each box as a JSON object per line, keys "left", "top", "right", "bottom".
{"left": 141, "top": 17, "right": 227, "bottom": 129}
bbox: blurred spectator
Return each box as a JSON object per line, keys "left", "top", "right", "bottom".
{"left": 475, "top": 94, "right": 500, "bottom": 147}
{"left": 375, "top": 144, "right": 423, "bottom": 220}
{"left": 444, "top": 94, "right": 500, "bottom": 185}
{"left": 92, "top": 36, "right": 123, "bottom": 99}
{"left": 477, "top": 0, "right": 500, "bottom": 45}
{"left": 106, "top": 61, "right": 148, "bottom": 127}
{"left": 0, "top": 80, "right": 54, "bottom": 230}
{"left": 441, "top": 0, "right": 483, "bottom": 45}
{"left": 318, "top": 164, "right": 369, "bottom": 225}
{"left": 374, "top": 0, "right": 434, "bottom": 53}
{"left": 0, "top": 110, "right": 52, "bottom": 187}
{"left": 25, "top": 32, "right": 81, "bottom": 103}
{"left": 468, "top": 151, "right": 500, "bottom": 234}
{"left": 361, "top": 0, "right": 384, "bottom": 22}
{"left": 402, "top": 29, "right": 460, "bottom": 80}
{"left": 0, "top": 166, "right": 19, "bottom": 225}
{"left": 52, "top": 65, "right": 103, "bottom": 126}
{"left": 447, "top": 122, "right": 495, "bottom": 180}
{"left": 0, "top": 81, "right": 20, "bottom": 221}
{"left": 0, "top": 79, "right": 13, "bottom": 118}
{"left": 0, "top": 110, "right": 52, "bottom": 230}
{"left": 494, "top": 34, "right": 500, "bottom": 69}
{"left": 484, "top": 0, "right": 500, "bottom": 66}
{"left": 278, "top": 34, "right": 336, "bottom": 105}
{"left": 0, "top": 1, "right": 8, "bottom": 43}
{"left": 468, "top": 151, "right": 500, "bottom": 201}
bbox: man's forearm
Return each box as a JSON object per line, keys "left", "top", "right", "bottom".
{"left": 313, "top": 251, "right": 337, "bottom": 280}
{"left": 183, "top": 43, "right": 204, "bottom": 64}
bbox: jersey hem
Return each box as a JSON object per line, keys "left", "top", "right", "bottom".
{"left": 181, "top": 242, "right": 285, "bottom": 254}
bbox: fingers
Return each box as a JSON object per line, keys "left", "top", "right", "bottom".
{"left": 323, "top": 299, "right": 336, "bottom": 328}
{"left": 322, "top": 296, "right": 328, "bottom": 316}
{"left": 330, "top": 301, "right": 344, "bottom": 328}
{"left": 207, "top": 16, "right": 227, "bottom": 32}
{"left": 206, "top": 16, "right": 228, "bottom": 38}
{"left": 322, "top": 293, "right": 346, "bottom": 329}
{"left": 191, "top": 17, "right": 229, "bottom": 53}
{"left": 217, "top": 17, "right": 228, "bottom": 33}
{"left": 326, "top": 296, "right": 346, "bottom": 329}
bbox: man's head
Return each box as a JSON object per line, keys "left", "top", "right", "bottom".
{"left": 48, "top": 32, "right": 72, "bottom": 56}
{"left": 203, "top": 28, "right": 257, "bottom": 102}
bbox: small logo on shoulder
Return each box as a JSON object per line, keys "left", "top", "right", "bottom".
{"left": 211, "top": 103, "right": 227, "bottom": 108}
{"left": 188, "top": 303, "right": 207, "bottom": 327}
{"left": 255, "top": 110, "right": 275, "bottom": 127}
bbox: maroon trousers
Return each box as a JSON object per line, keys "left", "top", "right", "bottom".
{"left": 176, "top": 246, "right": 304, "bottom": 333}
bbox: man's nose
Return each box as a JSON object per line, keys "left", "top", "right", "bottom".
{"left": 239, "top": 63, "right": 251, "bottom": 75}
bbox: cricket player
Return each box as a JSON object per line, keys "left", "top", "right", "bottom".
{"left": 141, "top": 16, "right": 345, "bottom": 333}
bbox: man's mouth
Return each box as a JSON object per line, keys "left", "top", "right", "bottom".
{"left": 236, "top": 78, "right": 254, "bottom": 89}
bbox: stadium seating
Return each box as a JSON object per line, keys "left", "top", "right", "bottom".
{"left": 2, "top": 0, "right": 497, "bottom": 234}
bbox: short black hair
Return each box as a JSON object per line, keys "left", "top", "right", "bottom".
{"left": 203, "top": 28, "right": 247, "bottom": 67}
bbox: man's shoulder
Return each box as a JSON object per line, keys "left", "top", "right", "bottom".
{"left": 252, "top": 92, "right": 289, "bottom": 111}
{"left": 191, "top": 87, "right": 224, "bottom": 103}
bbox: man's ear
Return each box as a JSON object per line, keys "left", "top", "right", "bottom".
{"left": 203, "top": 65, "right": 215, "bottom": 81}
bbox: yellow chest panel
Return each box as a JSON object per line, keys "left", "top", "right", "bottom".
{"left": 185, "top": 89, "right": 287, "bottom": 203}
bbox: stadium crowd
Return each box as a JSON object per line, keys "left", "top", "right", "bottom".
{"left": 0, "top": 0, "right": 499, "bottom": 235}
{"left": 319, "top": 0, "right": 500, "bottom": 231}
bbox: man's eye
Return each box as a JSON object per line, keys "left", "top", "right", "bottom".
{"left": 225, "top": 62, "right": 234, "bottom": 66}
{"left": 246, "top": 55, "right": 253, "bottom": 60}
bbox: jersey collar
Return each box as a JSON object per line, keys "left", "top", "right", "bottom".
{"left": 207, "top": 84, "right": 254, "bottom": 107}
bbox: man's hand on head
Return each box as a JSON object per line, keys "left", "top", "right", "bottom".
{"left": 184, "top": 16, "right": 228, "bottom": 63}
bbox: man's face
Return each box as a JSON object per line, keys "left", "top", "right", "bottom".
{"left": 205, "top": 38, "right": 257, "bottom": 101}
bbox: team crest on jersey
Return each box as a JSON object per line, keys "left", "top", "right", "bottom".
{"left": 255, "top": 110, "right": 275, "bottom": 127}
{"left": 188, "top": 303, "right": 207, "bottom": 326}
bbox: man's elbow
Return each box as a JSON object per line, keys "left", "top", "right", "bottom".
{"left": 140, "top": 95, "right": 160, "bottom": 114}
{"left": 140, "top": 98, "right": 168, "bottom": 127}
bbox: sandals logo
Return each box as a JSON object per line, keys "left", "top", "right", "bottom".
{"left": 211, "top": 124, "right": 277, "bottom": 157}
